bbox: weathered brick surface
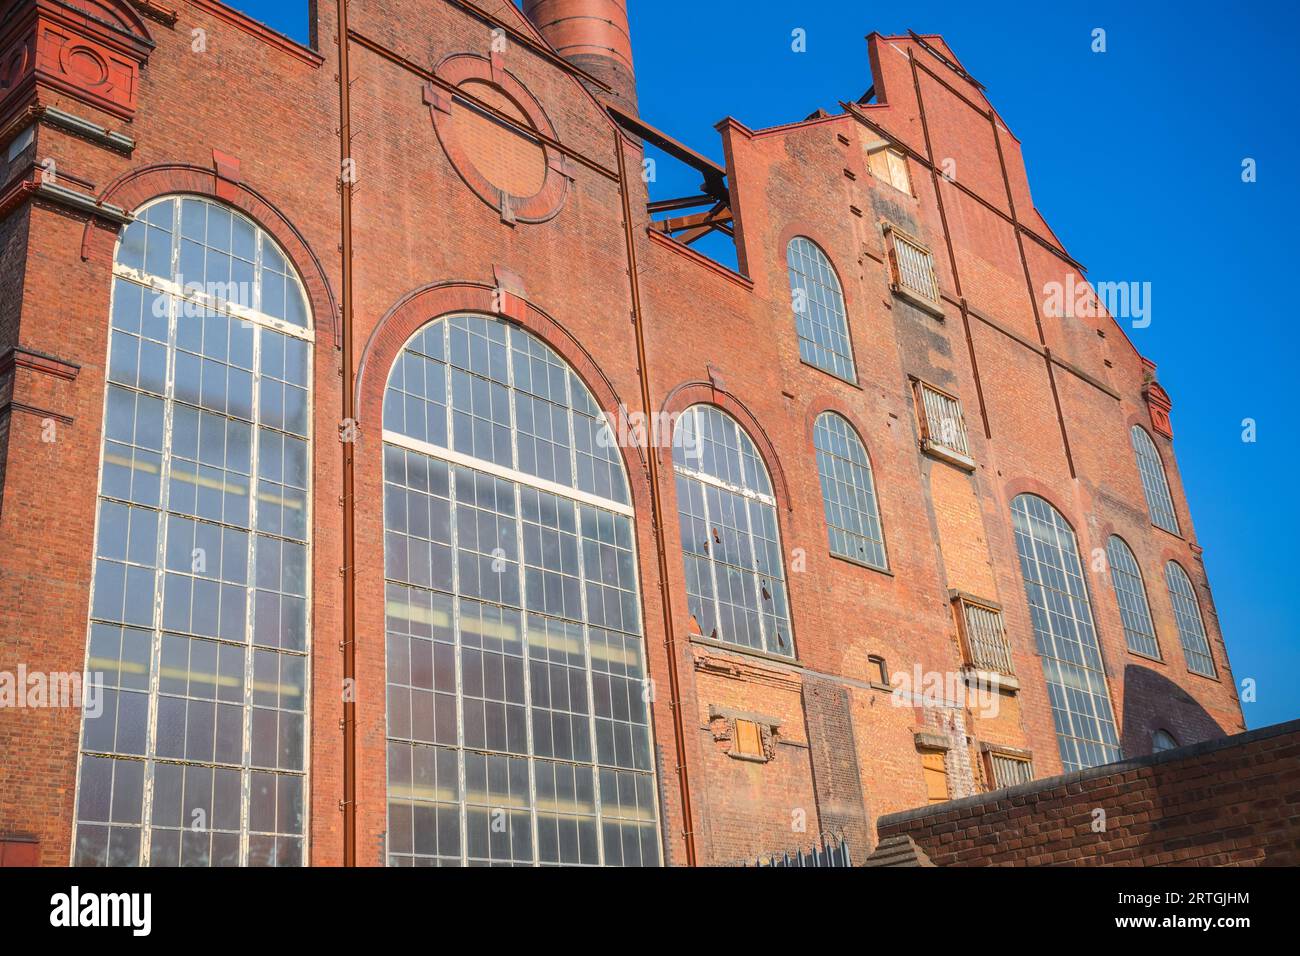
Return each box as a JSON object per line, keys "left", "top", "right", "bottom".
{"left": 877, "top": 720, "right": 1300, "bottom": 866}
{"left": 0, "top": 4, "right": 1245, "bottom": 867}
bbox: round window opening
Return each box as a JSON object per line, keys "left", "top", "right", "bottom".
{"left": 430, "top": 56, "right": 568, "bottom": 223}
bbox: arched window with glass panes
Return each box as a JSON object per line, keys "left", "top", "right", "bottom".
{"left": 786, "top": 237, "right": 856, "bottom": 383}
{"left": 1105, "top": 535, "right": 1160, "bottom": 660}
{"left": 1010, "top": 494, "right": 1120, "bottom": 772}
{"left": 1131, "top": 425, "right": 1179, "bottom": 535}
{"left": 672, "top": 405, "right": 794, "bottom": 658}
{"left": 1165, "top": 561, "right": 1217, "bottom": 678}
{"left": 74, "top": 196, "right": 313, "bottom": 866}
{"left": 381, "top": 314, "right": 661, "bottom": 866}
{"left": 812, "top": 412, "right": 887, "bottom": 570}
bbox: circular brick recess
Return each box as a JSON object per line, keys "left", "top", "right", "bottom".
{"left": 430, "top": 55, "right": 568, "bottom": 223}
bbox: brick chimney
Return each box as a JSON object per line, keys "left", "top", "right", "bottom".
{"left": 523, "top": 0, "right": 637, "bottom": 112}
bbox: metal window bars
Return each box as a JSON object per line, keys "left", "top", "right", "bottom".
{"left": 953, "top": 594, "right": 1014, "bottom": 676}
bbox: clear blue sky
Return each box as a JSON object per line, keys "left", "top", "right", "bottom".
{"left": 236, "top": 1, "right": 1298, "bottom": 729}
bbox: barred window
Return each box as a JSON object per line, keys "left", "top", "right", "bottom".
{"left": 786, "top": 237, "right": 856, "bottom": 383}
{"left": 75, "top": 196, "right": 312, "bottom": 867}
{"left": 953, "top": 596, "right": 1014, "bottom": 675}
{"left": 1010, "top": 494, "right": 1121, "bottom": 772}
{"left": 888, "top": 228, "right": 940, "bottom": 304}
{"left": 673, "top": 405, "right": 794, "bottom": 658}
{"left": 989, "top": 753, "right": 1033, "bottom": 789}
{"left": 382, "top": 314, "right": 661, "bottom": 866}
{"left": 1106, "top": 536, "right": 1161, "bottom": 659}
{"left": 1165, "top": 562, "right": 1217, "bottom": 678}
{"left": 813, "top": 413, "right": 886, "bottom": 570}
{"left": 915, "top": 380, "right": 971, "bottom": 459}
{"left": 1131, "top": 425, "right": 1179, "bottom": 535}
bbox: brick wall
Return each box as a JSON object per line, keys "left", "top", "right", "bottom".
{"left": 877, "top": 720, "right": 1300, "bottom": 866}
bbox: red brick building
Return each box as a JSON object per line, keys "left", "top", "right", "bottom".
{"left": 0, "top": 0, "right": 1244, "bottom": 867}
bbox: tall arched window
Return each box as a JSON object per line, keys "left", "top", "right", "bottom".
{"left": 786, "top": 237, "right": 855, "bottom": 383}
{"left": 1106, "top": 536, "right": 1160, "bottom": 659}
{"left": 813, "top": 412, "right": 887, "bottom": 570}
{"left": 1131, "top": 425, "right": 1179, "bottom": 534}
{"left": 381, "top": 314, "right": 660, "bottom": 866}
{"left": 74, "top": 196, "right": 313, "bottom": 866}
{"left": 1165, "top": 561, "right": 1216, "bottom": 678}
{"left": 1010, "top": 495, "right": 1120, "bottom": 771}
{"left": 673, "top": 405, "right": 794, "bottom": 658}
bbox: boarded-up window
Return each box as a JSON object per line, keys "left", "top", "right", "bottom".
{"left": 920, "top": 750, "right": 949, "bottom": 804}
{"left": 734, "top": 719, "right": 764, "bottom": 758}
{"left": 867, "top": 144, "right": 911, "bottom": 194}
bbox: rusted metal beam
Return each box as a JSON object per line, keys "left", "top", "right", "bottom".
{"left": 607, "top": 102, "right": 728, "bottom": 197}
{"left": 647, "top": 194, "right": 716, "bottom": 214}
{"left": 653, "top": 204, "right": 733, "bottom": 235}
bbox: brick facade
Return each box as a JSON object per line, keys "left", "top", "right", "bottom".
{"left": 0, "top": 0, "right": 1245, "bottom": 867}
{"left": 876, "top": 720, "right": 1300, "bottom": 866}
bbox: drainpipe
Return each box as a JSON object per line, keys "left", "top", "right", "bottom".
{"left": 335, "top": 0, "right": 358, "bottom": 867}
{"left": 614, "top": 130, "right": 697, "bottom": 866}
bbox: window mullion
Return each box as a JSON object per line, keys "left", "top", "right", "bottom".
{"left": 138, "top": 279, "right": 182, "bottom": 867}
{"left": 238, "top": 320, "right": 263, "bottom": 868}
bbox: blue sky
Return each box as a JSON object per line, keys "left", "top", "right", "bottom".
{"left": 240, "top": 1, "right": 1298, "bottom": 729}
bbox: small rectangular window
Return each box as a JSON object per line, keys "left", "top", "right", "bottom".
{"left": 867, "top": 143, "right": 912, "bottom": 194}
{"left": 734, "top": 719, "right": 764, "bottom": 758}
{"left": 915, "top": 380, "right": 972, "bottom": 462}
{"left": 952, "top": 594, "right": 1014, "bottom": 676}
{"left": 887, "top": 228, "right": 940, "bottom": 305}
{"left": 920, "top": 750, "right": 949, "bottom": 804}
{"left": 987, "top": 752, "right": 1034, "bottom": 789}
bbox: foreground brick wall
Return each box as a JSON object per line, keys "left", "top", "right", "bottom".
{"left": 877, "top": 720, "right": 1300, "bottom": 866}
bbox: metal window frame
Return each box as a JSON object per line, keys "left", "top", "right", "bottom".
{"left": 380, "top": 314, "right": 663, "bottom": 867}
{"left": 812, "top": 411, "right": 889, "bottom": 572}
{"left": 72, "top": 194, "right": 315, "bottom": 867}
{"left": 672, "top": 406, "right": 796, "bottom": 659}
{"left": 1165, "top": 561, "right": 1218, "bottom": 680}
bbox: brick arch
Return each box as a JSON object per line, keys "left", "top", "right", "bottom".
{"left": 1001, "top": 478, "right": 1082, "bottom": 532}
{"left": 658, "top": 381, "right": 791, "bottom": 512}
{"left": 355, "top": 281, "right": 650, "bottom": 510}
{"left": 80, "top": 163, "right": 340, "bottom": 347}
{"left": 802, "top": 399, "right": 882, "bottom": 469}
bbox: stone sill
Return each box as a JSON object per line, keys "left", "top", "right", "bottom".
{"left": 922, "top": 440, "right": 976, "bottom": 472}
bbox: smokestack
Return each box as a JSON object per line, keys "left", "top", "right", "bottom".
{"left": 523, "top": 0, "right": 637, "bottom": 112}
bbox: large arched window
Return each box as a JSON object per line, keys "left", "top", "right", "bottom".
{"left": 381, "top": 314, "right": 660, "bottom": 866}
{"left": 1165, "top": 561, "right": 1216, "bottom": 678}
{"left": 1131, "top": 425, "right": 1179, "bottom": 535}
{"left": 673, "top": 405, "right": 794, "bottom": 658}
{"left": 74, "top": 196, "right": 313, "bottom": 866}
{"left": 1105, "top": 536, "right": 1160, "bottom": 659}
{"left": 1010, "top": 495, "right": 1120, "bottom": 771}
{"left": 786, "top": 237, "right": 855, "bottom": 383}
{"left": 813, "top": 412, "right": 887, "bottom": 570}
